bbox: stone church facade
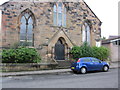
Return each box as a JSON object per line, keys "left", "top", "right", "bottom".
{"left": 0, "top": 0, "right": 102, "bottom": 64}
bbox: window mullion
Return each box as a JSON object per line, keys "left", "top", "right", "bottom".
{"left": 26, "top": 19, "right": 28, "bottom": 43}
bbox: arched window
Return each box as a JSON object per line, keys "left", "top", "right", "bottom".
{"left": 53, "top": 2, "right": 66, "bottom": 27}
{"left": 82, "top": 22, "right": 91, "bottom": 45}
{"left": 20, "top": 10, "right": 34, "bottom": 46}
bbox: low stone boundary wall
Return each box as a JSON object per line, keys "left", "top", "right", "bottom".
{"left": 1, "top": 63, "right": 58, "bottom": 72}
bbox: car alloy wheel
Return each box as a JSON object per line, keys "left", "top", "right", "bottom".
{"left": 103, "top": 66, "right": 108, "bottom": 72}
{"left": 80, "top": 67, "right": 87, "bottom": 74}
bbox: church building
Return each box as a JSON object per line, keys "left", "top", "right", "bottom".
{"left": 0, "top": 0, "right": 102, "bottom": 64}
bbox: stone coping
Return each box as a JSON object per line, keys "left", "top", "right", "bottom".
{"left": 0, "top": 63, "right": 58, "bottom": 66}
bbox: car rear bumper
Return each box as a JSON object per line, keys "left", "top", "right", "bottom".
{"left": 71, "top": 66, "right": 80, "bottom": 71}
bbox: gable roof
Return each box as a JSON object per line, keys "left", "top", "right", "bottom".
{"left": 102, "top": 36, "right": 120, "bottom": 44}
{"left": 83, "top": 0, "right": 102, "bottom": 24}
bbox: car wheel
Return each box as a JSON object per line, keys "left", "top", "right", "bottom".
{"left": 80, "top": 67, "right": 87, "bottom": 74}
{"left": 103, "top": 66, "right": 109, "bottom": 72}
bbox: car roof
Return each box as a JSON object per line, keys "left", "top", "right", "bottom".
{"left": 79, "top": 57, "right": 93, "bottom": 59}
{"left": 79, "top": 57, "right": 99, "bottom": 60}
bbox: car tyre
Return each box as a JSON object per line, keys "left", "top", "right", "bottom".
{"left": 103, "top": 66, "right": 109, "bottom": 72}
{"left": 80, "top": 67, "right": 87, "bottom": 74}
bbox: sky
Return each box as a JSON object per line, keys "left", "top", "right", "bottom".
{"left": 0, "top": 0, "right": 119, "bottom": 39}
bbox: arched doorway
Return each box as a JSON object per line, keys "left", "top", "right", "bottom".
{"left": 54, "top": 38, "right": 65, "bottom": 60}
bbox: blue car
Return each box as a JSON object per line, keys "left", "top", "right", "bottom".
{"left": 71, "top": 57, "right": 109, "bottom": 74}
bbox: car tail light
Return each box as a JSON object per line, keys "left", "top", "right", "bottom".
{"left": 77, "top": 59, "right": 80, "bottom": 62}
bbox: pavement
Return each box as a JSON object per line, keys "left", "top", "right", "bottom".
{"left": 1, "top": 69, "right": 72, "bottom": 77}
{"left": 1, "top": 64, "right": 119, "bottom": 77}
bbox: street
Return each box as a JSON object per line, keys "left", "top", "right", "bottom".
{"left": 1, "top": 68, "right": 119, "bottom": 88}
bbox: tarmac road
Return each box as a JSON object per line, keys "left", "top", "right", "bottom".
{"left": 1, "top": 68, "right": 119, "bottom": 88}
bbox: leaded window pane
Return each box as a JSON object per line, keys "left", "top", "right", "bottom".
{"left": 20, "top": 12, "right": 34, "bottom": 46}
{"left": 58, "top": 3, "right": 62, "bottom": 13}
{"left": 27, "top": 24, "right": 33, "bottom": 40}
{"left": 82, "top": 25, "right": 86, "bottom": 42}
{"left": 58, "top": 13, "right": 62, "bottom": 26}
{"left": 20, "top": 16, "right": 26, "bottom": 41}
{"left": 53, "top": 5, "right": 57, "bottom": 12}
{"left": 86, "top": 23, "right": 90, "bottom": 45}
{"left": 53, "top": 5, "right": 57, "bottom": 26}
{"left": 53, "top": 12, "right": 57, "bottom": 26}
{"left": 20, "top": 16, "right": 26, "bottom": 24}
{"left": 20, "top": 25, "right": 26, "bottom": 41}
{"left": 28, "top": 17, "right": 33, "bottom": 24}
{"left": 24, "top": 13, "right": 30, "bottom": 19}
{"left": 63, "top": 8, "right": 66, "bottom": 27}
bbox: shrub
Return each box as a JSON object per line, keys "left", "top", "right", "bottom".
{"left": 70, "top": 46, "right": 81, "bottom": 60}
{"left": 2, "top": 47, "right": 41, "bottom": 63}
{"left": 92, "top": 46, "right": 110, "bottom": 61}
{"left": 79, "top": 42, "right": 93, "bottom": 57}
{"left": 70, "top": 42, "right": 110, "bottom": 61}
{"left": 70, "top": 42, "right": 93, "bottom": 61}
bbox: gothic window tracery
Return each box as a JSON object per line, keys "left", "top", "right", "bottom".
{"left": 20, "top": 10, "right": 34, "bottom": 46}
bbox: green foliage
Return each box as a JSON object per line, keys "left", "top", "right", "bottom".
{"left": 70, "top": 42, "right": 110, "bottom": 61}
{"left": 2, "top": 47, "right": 41, "bottom": 63}
{"left": 79, "top": 42, "right": 93, "bottom": 57}
{"left": 70, "top": 42, "right": 93, "bottom": 60}
{"left": 70, "top": 46, "right": 81, "bottom": 60}
{"left": 92, "top": 46, "right": 110, "bottom": 61}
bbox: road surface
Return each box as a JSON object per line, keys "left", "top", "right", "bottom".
{"left": 1, "top": 68, "right": 119, "bottom": 88}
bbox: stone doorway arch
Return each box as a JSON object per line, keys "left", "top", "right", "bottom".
{"left": 54, "top": 37, "right": 68, "bottom": 60}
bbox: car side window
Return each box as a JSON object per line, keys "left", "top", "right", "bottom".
{"left": 91, "top": 58, "right": 99, "bottom": 63}
{"left": 83, "top": 58, "right": 91, "bottom": 62}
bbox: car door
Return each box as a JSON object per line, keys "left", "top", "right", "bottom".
{"left": 91, "top": 58, "right": 103, "bottom": 70}
{"left": 82, "top": 58, "right": 94, "bottom": 71}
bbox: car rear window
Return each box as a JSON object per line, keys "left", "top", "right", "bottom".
{"left": 82, "top": 58, "right": 91, "bottom": 62}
